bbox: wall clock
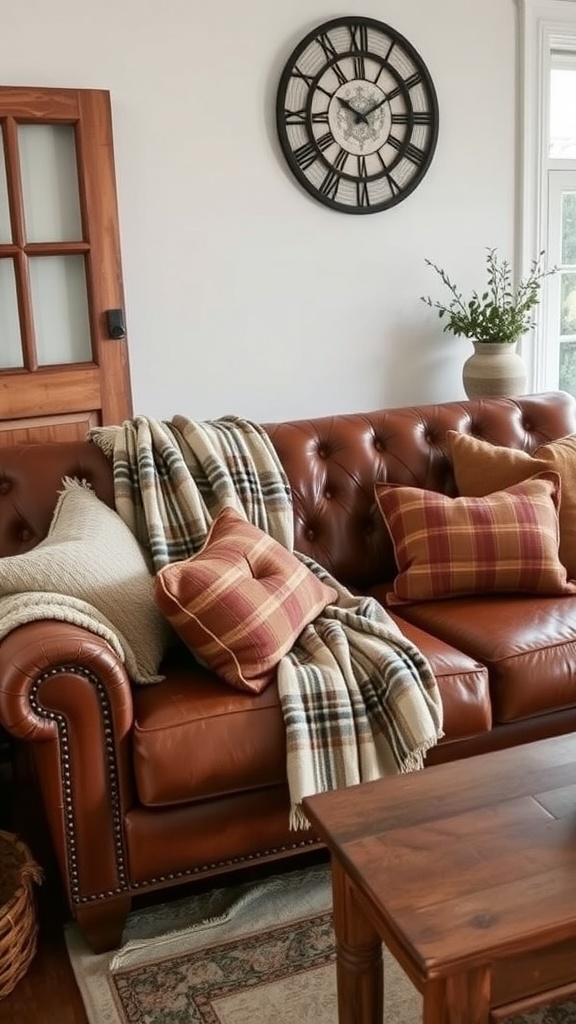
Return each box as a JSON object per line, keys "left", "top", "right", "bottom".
{"left": 276, "top": 16, "right": 439, "bottom": 214}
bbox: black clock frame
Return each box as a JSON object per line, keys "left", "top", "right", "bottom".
{"left": 276, "top": 16, "right": 439, "bottom": 215}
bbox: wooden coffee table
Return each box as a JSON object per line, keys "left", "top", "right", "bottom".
{"left": 303, "top": 735, "right": 576, "bottom": 1024}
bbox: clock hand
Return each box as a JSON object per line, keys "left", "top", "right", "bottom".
{"left": 363, "top": 96, "right": 388, "bottom": 117}
{"left": 336, "top": 96, "right": 368, "bottom": 125}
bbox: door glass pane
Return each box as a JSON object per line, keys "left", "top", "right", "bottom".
{"left": 550, "top": 67, "right": 576, "bottom": 158}
{"left": 0, "top": 259, "right": 23, "bottom": 367}
{"left": 0, "top": 135, "right": 10, "bottom": 242}
{"left": 28, "top": 255, "right": 91, "bottom": 364}
{"left": 18, "top": 125, "right": 82, "bottom": 242}
{"left": 560, "top": 340, "right": 576, "bottom": 396}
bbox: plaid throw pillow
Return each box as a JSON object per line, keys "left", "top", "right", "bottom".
{"left": 447, "top": 429, "right": 576, "bottom": 580}
{"left": 374, "top": 472, "right": 576, "bottom": 604}
{"left": 154, "top": 506, "right": 336, "bottom": 693}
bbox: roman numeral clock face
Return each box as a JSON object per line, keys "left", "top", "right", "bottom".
{"left": 276, "top": 17, "right": 439, "bottom": 214}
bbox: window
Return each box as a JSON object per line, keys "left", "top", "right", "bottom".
{"left": 520, "top": 0, "right": 576, "bottom": 393}
{"left": 546, "top": 170, "right": 576, "bottom": 391}
{"left": 545, "top": 54, "right": 576, "bottom": 392}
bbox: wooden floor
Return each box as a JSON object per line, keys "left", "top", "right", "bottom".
{"left": 0, "top": 883, "right": 88, "bottom": 1024}
{"left": 0, "top": 747, "right": 88, "bottom": 1024}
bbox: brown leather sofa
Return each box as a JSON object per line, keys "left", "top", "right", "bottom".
{"left": 2, "top": 391, "right": 576, "bottom": 953}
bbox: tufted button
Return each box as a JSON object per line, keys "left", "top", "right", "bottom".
{"left": 325, "top": 489, "right": 332, "bottom": 500}
{"left": 306, "top": 528, "right": 315, "bottom": 541}
{"left": 373, "top": 437, "right": 384, "bottom": 452}
{"left": 0, "top": 479, "right": 10, "bottom": 494}
{"left": 19, "top": 526, "right": 32, "bottom": 543}
{"left": 317, "top": 445, "right": 329, "bottom": 460}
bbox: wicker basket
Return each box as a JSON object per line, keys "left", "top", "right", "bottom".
{"left": 0, "top": 830, "right": 43, "bottom": 999}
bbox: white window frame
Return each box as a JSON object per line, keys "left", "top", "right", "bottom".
{"left": 518, "top": 0, "right": 576, "bottom": 390}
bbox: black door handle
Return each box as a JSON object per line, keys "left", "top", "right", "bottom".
{"left": 106, "top": 308, "right": 126, "bottom": 340}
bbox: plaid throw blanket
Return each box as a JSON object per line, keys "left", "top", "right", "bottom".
{"left": 90, "top": 415, "right": 443, "bottom": 828}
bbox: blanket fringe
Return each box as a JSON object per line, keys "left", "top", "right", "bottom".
{"left": 60, "top": 476, "right": 93, "bottom": 493}
{"left": 88, "top": 426, "right": 118, "bottom": 458}
{"left": 289, "top": 804, "right": 311, "bottom": 832}
{"left": 401, "top": 741, "right": 443, "bottom": 774}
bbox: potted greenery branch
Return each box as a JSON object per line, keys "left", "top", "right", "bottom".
{"left": 420, "top": 247, "right": 557, "bottom": 397}
{"left": 421, "top": 247, "right": 555, "bottom": 343}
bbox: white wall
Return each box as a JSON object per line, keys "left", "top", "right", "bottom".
{"left": 1, "top": 0, "right": 518, "bottom": 422}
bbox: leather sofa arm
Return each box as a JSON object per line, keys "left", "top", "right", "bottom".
{"left": 0, "top": 621, "right": 135, "bottom": 906}
{"left": 0, "top": 620, "right": 134, "bottom": 737}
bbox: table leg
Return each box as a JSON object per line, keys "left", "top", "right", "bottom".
{"left": 423, "top": 968, "right": 491, "bottom": 1024}
{"left": 331, "top": 858, "right": 383, "bottom": 1024}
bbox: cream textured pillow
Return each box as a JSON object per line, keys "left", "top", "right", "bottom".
{"left": 374, "top": 472, "right": 576, "bottom": 604}
{"left": 155, "top": 505, "right": 337, "bottom": 693}
{"left": 0, "top": 481, "right": 169, "bottom": 683}
{"left": 447, "top": 430, "right": 576, "bottom": 579}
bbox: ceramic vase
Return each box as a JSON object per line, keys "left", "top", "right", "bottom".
{"left": 462, "top": 341, "right": 528, "bottom": 399}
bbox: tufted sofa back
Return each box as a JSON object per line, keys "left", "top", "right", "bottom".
{"left": 0, "top": 441, "right": 115, "bottom": 557}
{"left": 264, "top": 391, "right": 576, "bottom": 588}
{"left": 1, "top": 392, "right": 575, "bottom": 588}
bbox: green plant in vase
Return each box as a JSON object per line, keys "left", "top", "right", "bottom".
{"left": 420, "top": 248, "right": 557, "bottom": 397}
{"left": 421, "top": 247, "right": 556, "bottom": 343}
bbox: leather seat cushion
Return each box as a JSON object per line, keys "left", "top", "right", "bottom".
{"left": 391, "top": 594, "right": 576, "bottom": 723}
{"left": 132, "top": 649, "right": 287, "bottom": 807}
{"left": 132, "top": 600, "right": 493, "bottom": 808}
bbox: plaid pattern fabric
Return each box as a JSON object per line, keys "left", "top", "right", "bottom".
{"left": 90, "top": 416, "right": 443, "bottom": 828}
{"left": 447, "top": 429, "right": 576, "bottom": 581}
{"left": 375, "top": 473, "right": 576, "bottom": 604}
{"left": 90, "top": 415, "right": 293, "bottom": 567}
{"left": 155, "top": 506, "right": 337, "bottom": 693}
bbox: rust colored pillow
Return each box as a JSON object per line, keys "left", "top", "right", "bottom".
{"left": 374, "top": 472, "right": 576, "bottom": 604}
{"left": 447, "top": 430, "right": 576, "bottom": 580}
{"left": 154, "top": 506, "right": 337, "bottom": 693}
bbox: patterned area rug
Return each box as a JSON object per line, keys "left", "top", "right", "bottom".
{"left": 65, "top": 863, "right": 575, "bottom": 1024}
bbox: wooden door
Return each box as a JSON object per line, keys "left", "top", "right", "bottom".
{"left": 0, "top": 86, "right": 133, "bottom": 445}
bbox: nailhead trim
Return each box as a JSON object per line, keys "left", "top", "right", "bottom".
{"left": 28, "top": 667, "right": 321, "bottom": 907}
{"left": 76, "top": 837, "right": 321, "bottom": 903}
{"left": 29, "top": 664, "right": 128, "bottom": 901}
{"left": 123, "top": 838, "right": 322, "bottom": 894}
